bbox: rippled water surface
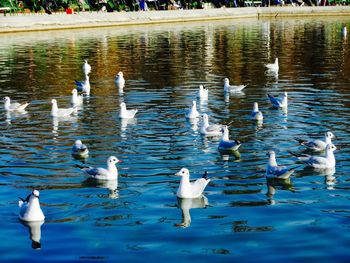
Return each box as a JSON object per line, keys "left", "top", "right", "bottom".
{"left": 1, "top": 17, "right": 350, "bottom": 262}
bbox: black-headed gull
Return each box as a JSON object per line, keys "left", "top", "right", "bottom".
{"left": 268, "top": 92, "right": 288, "bottom": 108}
{"left": 265, "top": 58, "right": 279, "bottom": 72}
{"left": 200, "top": 113, "right": 222, "bottom": 137}
{"left": 115, "top": 71, "right": 125, "bottom": 88}
{"left": 295, "top": 131, "right": 335, "bottom": 152}
{"left": 18, "top": 190, "right": 45, "bottom": 222}
{"left": 119, "top": 102, "right": 137, "bottom": 119}
{"left": 289, "top": 144, "right": 336, "bottom": 169}
{"left": 82, "top": 59, "right": 91, "bottom": 76}
{"left": 266, "top": 151, "right": 296, "bottom": 179}
{"left": 71, "top": 89, "right": 83, "bottom": 106}
{"left": 3, "top": 96, "right": 29, "bottom": 112}
{"left": 185, "top": 100, "right": 200, "bottom": 119}
{"left": 197, "top": 85, "right": 208, "bottom": 100}
{"left": 75, "top": 75, "right": 90, "bottom": 96}
{"left": 72, "top": 140, "right": 89, "bottom": 159}
{"left": 82, "top": 156, "right": 121, "bottom": 180}
{"left": 223, "top": 78, "right": 248, "bottom": 93}
{"left": 175, "top": 168, "right": 210, "bottom": 198}
{"left": 51, "top": 99, "right": 77, "bottom": 117}
{"left": 251, "top": 102, "right": 263, "bottom": 121}
{"left": 218, "top": 125, "right": 241, "bottom": 151}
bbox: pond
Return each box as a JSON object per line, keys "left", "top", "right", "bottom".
{"left": 0, "top": 16, "right": 350, "bottom": 262}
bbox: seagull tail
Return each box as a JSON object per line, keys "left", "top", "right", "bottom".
{"left": 295, "top": 138, "right": 307, "bottom": 145}
{"left": 202, "top": 171, "right": 208, "bottom": 180}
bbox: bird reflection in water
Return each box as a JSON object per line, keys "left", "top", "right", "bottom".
{"left": 20, "top": 220, "right": 44, "bottom": 250}
{"left": 175, "top": 195, "right": 208, "bottom": 228}
{"left": 266, "top": 177, "right": 294, "bottom": 205}
{"left": 82, "top": 178, "right": 119, "bottom": 199}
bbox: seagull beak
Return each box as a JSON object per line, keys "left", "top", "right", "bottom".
{"left": 175, "top": 172, "right": 181, "bottom": 176}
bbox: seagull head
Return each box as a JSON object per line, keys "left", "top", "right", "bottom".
{"left": 266, "top": 150, "right": 275, "bottom": 158}
{"left": 175, "top": 168, "right": 190, "bottom": 177}
{"left": 32, "top": 190, "right": 40, "bottom": 198}
{"left": 72, "top": 89, "right": 78, "bottom": 95}
{"left": 3, "top": 96, "right": 10, "bottom": 102}
{"left": 283, "top": 92, "right": 288, "bottom": 97}
{"left": 202, "top": 113, "right": 208, "bottom": 121}
{"left": 107, "top": 156, "right": 121, "bottom": 165}
{"left": 51, "top": 99, "right": 57, "bottom": 104}
{"left": 326, "top": 131, "right": 335, "bottom": 139}
{"left": 120, "top": 102, "right": 126, "bottom": 109}
{"left": 224, "top": 78, "right": 229, "bottom": 85}
{"left": 326, "top": 144, "right": 337, "bottom": 152}
{"left": 116, "top": 71, "right": 123, "bottom": 78}
{"left": 220, "top": 125, "right": 228, "bottom": 133}
{"left": 75, "top": 139, "right": 83, "bottom": 146}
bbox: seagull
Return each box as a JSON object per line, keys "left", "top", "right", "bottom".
{"left": 51, "top": 99, "right": 77, "bottom": 117}
{"left": 268, "top": 92, "right": 288, "bottom": 108}
{"left": 3, "top": 96, "right": 29, "bottom": 112}
{"left": 82, "top": 59, "right": 91, "bottom": 76}
{"left": 175, "top": 168, "right": 210, "bottom": 198}
{"left": 72, "top": 140, "right": 89, "bottom": 159}
{"left": 218, "top": 125, "right": 241, "bottom": 151}
{"left": 200, "top": 114, "right": 222, "bottom": 137}
{"left": 119, "top": 102, "right": 137, "bottom": 119}
{"left": 71, "top": 89, "right": 83, "bottom": 106}
{"left": 295, "top": 131, "right": 335, "bottom": 152}
{"left": 75, "top": 75, "right": 90, "bottom": 95}
{"left": 185, "top": 100, "right": 200, "bottom": 119}
{"left": 289, "top": 144, "right": 337, "bottom": 169}
{"left": 251, "top": 102, "right": 263, "bottom": 121}
{"left": 266, "top": 151, "right": 296, "bottom": 179}
{"left": 82, "top": 156, "right": 121, "bottom": 180}
{"left": 265, "top": 58, "right": 279, "bottom": 72}
{"left": 223, "top": 78, "right": 248, "bottom": 93}
{"left": 115, "top": 71, "right": 125, "bottom": 88}
{"left": 197, "top": 85, "right": 208, "bottom": 100}
{"left": 18, "top": 190, "right": 45, "bottom": 222}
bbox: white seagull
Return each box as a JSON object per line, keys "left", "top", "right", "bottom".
{"left": 119, "top": 102, "right": 137, "bottom": 119}
{"left": 175, "top": 168, "right": 210, "bottom": 198}
{"left": 72, "top": 140, "right": 89, "bottom": 159}
{"left": 218, "top": 125, "right": 241, "bottom": 151}
{"left": 265, "top": 58, "right": 279, "bottom": 72}
{"left": 71, "top": 89, "right": 83, "bottom": 106}
{"left": 289, "top": 144, "right": 337, "bottom": 169}
{"left": 268, "top": 92, "right": 288, "bottom": 108}
{"left": 342, "top": 26, "right": 347, "bottom": 38}
{"left": 197, "top": 85, "right": 208, "bottom": 100}
{"left": 295, "top": 131, "right": 335, "bottom": 152}
{"left": 223, "top": 78, "right": 248, "bottom": 93}
{"left": 200, "top": 114, "right": 222, "bottom": 137}
{"left": 185, "top": 100, "right": 200, "bottom": 119}
{"left": 51, "top": 99, "right": 77, "bottom": 117}
{"left": 3, "top": 96, "right": 30, "bottom": 112}
{"left": 82, "top": 156, "right": 121, "bottom": 180}
{"left": 18, "top": 190, "right": 45, "bottom": 222}
{"left": 251, "top": 102, "right": 263, "bottom": 121}
{"left": 115, "top": 71, "right": 125, "bottom": 88}
{"left": 82, "top": 59, "right": 91, "bottom": 76}
{"left": 75, "top": 75, "right": 90, "bottom": 96}
{"left": 266, "top": 151, "right": 296, "bottom": 179}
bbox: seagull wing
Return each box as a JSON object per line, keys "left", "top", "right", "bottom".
{"left": 190, "top": 178, "right": 210, "bottom": 198}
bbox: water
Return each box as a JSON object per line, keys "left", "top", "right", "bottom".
{"left": 1, "top": 17, "right": 350, "bottom": 262}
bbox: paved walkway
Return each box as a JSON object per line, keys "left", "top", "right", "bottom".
{"left": 1, "top": 6, "right": 350, "bottom": 33}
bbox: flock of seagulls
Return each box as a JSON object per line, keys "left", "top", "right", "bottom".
{"left": 3, "top": 57, "right": 338, "bottom": 228}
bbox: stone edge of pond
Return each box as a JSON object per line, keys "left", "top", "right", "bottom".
{"left": 0, "top": 6, "right": 350, "bottom": 34}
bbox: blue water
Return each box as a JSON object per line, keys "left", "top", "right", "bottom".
{"left": 0, "top": 17, "right": 350, "bottom": 262}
